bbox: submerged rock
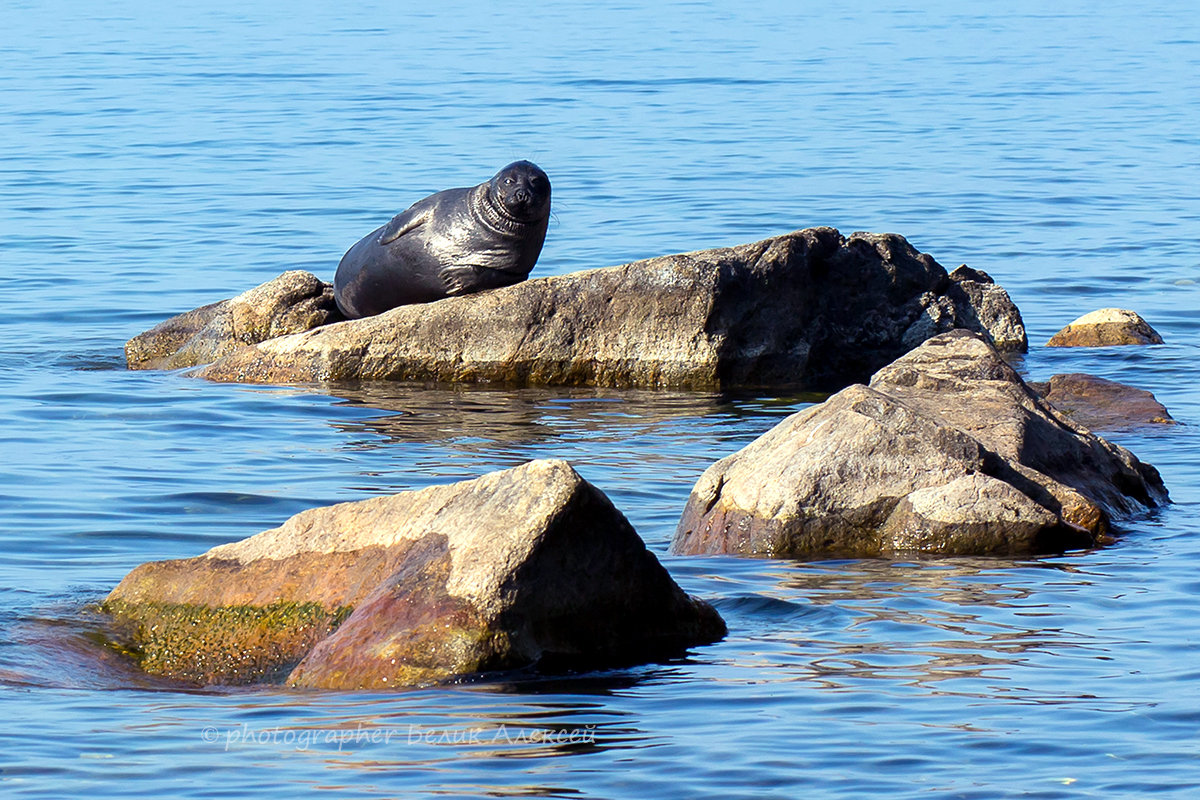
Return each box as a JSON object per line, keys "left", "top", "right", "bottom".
{"left": 1046, "top": 308, "right": 1164, "bottom": 347}
{"left": 101, "top": 460, "right": 725, "bottom": 688}
{"left": 125, "top": 271, "right": 343, "bottom": 370}
{"left": 1030, "top": 373, "right": 1176, "bottom": 430}
{"left": 124, "top": 227, "right": 1025, "bottom": 390}
{"left": 672, "top": 331, "right": 1167, "bottom": 559}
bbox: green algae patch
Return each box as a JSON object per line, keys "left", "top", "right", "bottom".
{"left": 99, "top": 599, "right": 351, "bottom": 685}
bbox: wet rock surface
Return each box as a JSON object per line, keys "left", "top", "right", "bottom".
{"left": 1046, "top": 308, "right": 1164, "bottom": 347}
{"left": 672, "top": 331, "right": 1168, "bottom": 559}
{"left": 126, "top": 228, "right": 1026, "bottom": 390}
{"left": 101, "top": 460, "right": 725, "bottom": 688}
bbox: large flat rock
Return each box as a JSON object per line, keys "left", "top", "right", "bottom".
{"left": 124, "top": 227, "right": 1025, "bottom": 390}
{"left": 101, "top": 460, "right": 725, "bottom": 688}
{"left": 672, "top": 331, "right": 1168, "bottom": 559}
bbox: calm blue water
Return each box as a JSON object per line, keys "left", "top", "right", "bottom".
{"left": 2, "top": 1, "right": 1199, "bottom": 796}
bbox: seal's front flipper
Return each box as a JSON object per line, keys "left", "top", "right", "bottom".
{"left": 439, "top": 265, "right": 527, "bottom": 297}
{"left": 378, "top": 206, "right": 428, "bottom": 245}
{"left": 439, "top": 265, "right": 483, "bottom": 296}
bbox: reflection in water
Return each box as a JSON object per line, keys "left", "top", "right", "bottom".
{"left": 701, "top": 556, "right": 1127, "bottom": 701}
{"left": 4, "top": 606, "right": 668, "bottom": 770}
{"left": 312, "top": 383, "right": 823, "bottom": 542}
{"left": 322, "top": 381, "right": 823, "bottom": 452}
{"left": 175, "top": 683, "right": 661, "bottom": 771}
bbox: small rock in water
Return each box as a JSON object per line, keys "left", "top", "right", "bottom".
{"left": 1046, "top": 308, "right": 1163, "bottom": 347}
{"left": 1030, "top": 373, "right": 1176, "bottom": 430}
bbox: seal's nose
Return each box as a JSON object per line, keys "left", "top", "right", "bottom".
{"left": 514, "top": 188, "right": 530, "bottom": 203}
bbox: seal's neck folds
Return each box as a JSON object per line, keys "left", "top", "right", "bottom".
{"left": 471, "top": 184, "right": 532, "bottom": 237}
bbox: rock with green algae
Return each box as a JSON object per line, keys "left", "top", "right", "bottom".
{"left": 100, "top": 459, "right": 725, "bottom": 689}
{"left": 672, "top": 330, "right": 1169, "bottom": 560}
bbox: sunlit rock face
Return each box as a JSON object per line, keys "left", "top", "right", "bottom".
{"left": 127, "top": 227, "right": 1025, "bottom": 390}
{"left": 673, "top": 331, "right": 1168, "bottom": 560}
{"left": 101, "top": 460, "right": 725, "bottom": 689}
{"left": 125, "top": 270, "right": 343, "bottom": 370}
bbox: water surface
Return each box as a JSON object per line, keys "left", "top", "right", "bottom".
{"left": 2, "top": 1, "right": 1198, "bottom": 797}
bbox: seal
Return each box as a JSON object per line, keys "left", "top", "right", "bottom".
{"left": 333, "top": 160, "right": 551, "bottom": 318}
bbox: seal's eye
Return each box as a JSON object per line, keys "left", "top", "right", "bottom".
{"left": 504, "top": 177, "right": 515, "bottom": 185}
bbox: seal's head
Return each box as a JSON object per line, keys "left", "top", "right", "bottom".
{"left": 487, "top": 160, "right": 551, "bottom": 224}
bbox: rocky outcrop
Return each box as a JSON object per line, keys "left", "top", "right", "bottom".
{"left": 123, "top": 228, "right": 1024, "bottom": 390}
{"left": 672, "top": 331, "right": 1168, "bottom": 559}
{"left": 1046, "top": 308, "right": 1163, "bottom": 347}
{"left": 101, "top": 460, "right": 724, "bottom": 688}
{"left": 125, "top": 271, "right": 343, "bottom": 370}
{"left": 1031, "top": 373, "right": 1176, "bottom": 430}
{"left": 941, "top": 265, "right": 1028, "bottom": 352}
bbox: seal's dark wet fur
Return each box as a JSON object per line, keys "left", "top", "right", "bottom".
{"left": 334, "top": 161, "right": 551, "bottom": 318}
